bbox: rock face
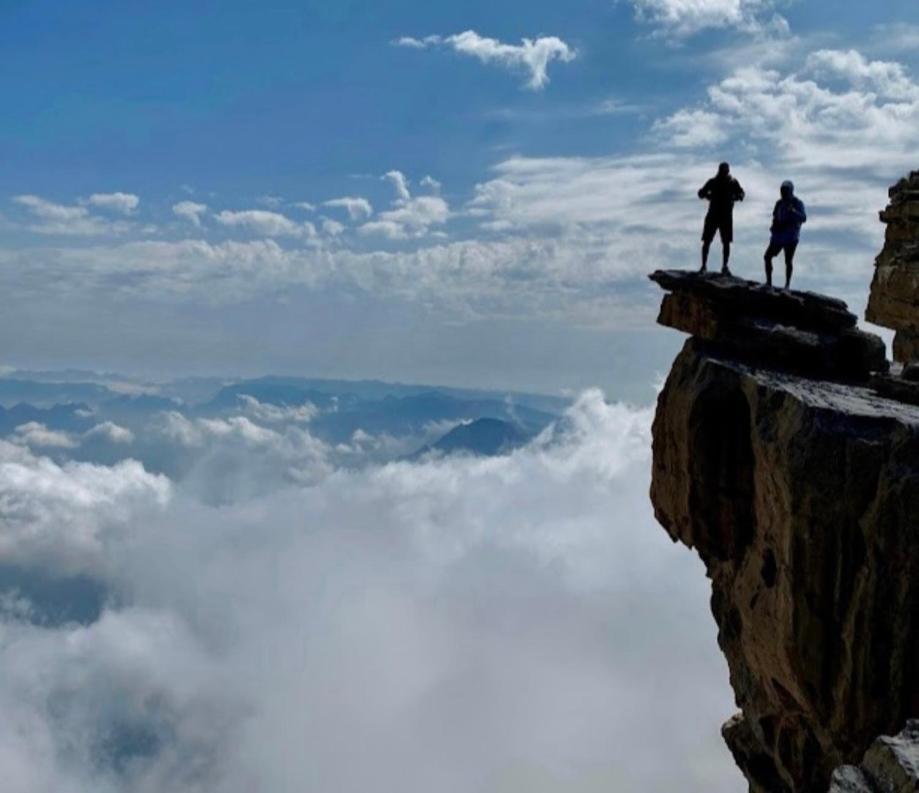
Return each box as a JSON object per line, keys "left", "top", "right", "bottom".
{"left": 830, "top": 721, "right": 919, "bottom": 793}
{"left": 649, "top": 270, "right": 919, "bottom": 792}
{"left": 867, "top": 172, "right": 919, "bottom": 365}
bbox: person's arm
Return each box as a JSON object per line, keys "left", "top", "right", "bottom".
{"left": 734, "top": 180, "right": 745, "bottom": 202}
{"left": 795, "top": 200, "right": 807, "bottom": 224}
{"left": 698, "top": 179, "right": 712, "bottom": 199}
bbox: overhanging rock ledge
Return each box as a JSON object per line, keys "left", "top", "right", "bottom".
{"left": 648, "top": 269, "right": 919, "bottom": 793}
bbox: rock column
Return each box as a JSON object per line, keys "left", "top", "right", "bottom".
{"left": 867, "top": 172, "right": 919, "bottom": 365}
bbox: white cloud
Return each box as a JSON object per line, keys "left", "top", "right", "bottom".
{"left": 384, "top": 170, "right": 412, "bottom": 201}
{"left": 0, "top": 439, "right": 169, "bottom": 574}
{"left": 359, "top": 172, "right": 450, "bottom": 239}
{"left": 155, "top": 410, "right": 334, "bottom": 500}
{"left": 0, "top": 392, "right": 739, "bottom": 792}
{"left": 396, "top": 30, "right": 576, "bottom": 89}
{"left": 395, "top": 35, "right": 443, "bottom": 49}
{"left": 871, "top": 22, "right": 919, "bottom": 54}
{"left": 655, "top": 51, "right": 919, "bottom": 173}
{"left": 4, "top": 49, "right": 913, "bottom": 326}
{"left": 172, "top": 200, "right": 208, "bottom": 227}
{"left": 420, "top": 175, "right": 442, "bottom": 193}
{"left": 11, "top": 422, "right": 77, "bottom": 449}
{"left": 11, "top": 195, "right": 128, "bottom": 236}
{"left": 83, "top": 422, "right": 135, "bottom": 444}
{"left": 628, "top": 0, "right": 788, "bottom": 36}
{"left": 214, "top": 209, "right": 316, "bottom": 239}
{"left": 805, "top": 49, "right": 919, "bottom": 100}
{"left": 237, "top": 395, "right": 318, "bottom": 424}
{"left": 256, "top": 194, "right": 284, "bottom": 209}
{"left": 321, "top": 218, "right": 346, "bottom": 236}
{"left": 652, "top": 109, "right": 729, "bottom": 147}
{"left": 85, "top": 192, "right": 140, "bottom": 214}
{"left": 360, "top": 195, "right": 450, "bottom": 240}
{"left": 323, "top": 196, "right": 374, "bottom": 221}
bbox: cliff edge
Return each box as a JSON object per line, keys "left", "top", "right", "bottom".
{"left": 649, "top": 253, "right": 919, "bottom": 790}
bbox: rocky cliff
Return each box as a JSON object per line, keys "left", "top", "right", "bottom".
{"left": 867, "top": 172, "right": 919, "bottom": 366}
{"left": 649, "top": 257, "right": 919, "bottom": 790}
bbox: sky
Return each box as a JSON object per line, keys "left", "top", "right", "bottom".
{"left": 1, "top": 0, "right": 918, "bottom": 395}
{"left": 2, "top": 3, "right": 918, "bottom": 790}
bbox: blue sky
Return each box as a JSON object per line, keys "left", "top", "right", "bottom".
{"left": 1, "top": 0, "right": 918, "bottom": 394}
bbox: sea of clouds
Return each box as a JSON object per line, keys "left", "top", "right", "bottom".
{"left": 0, "top": 390, "right": 739, "bottom": 793}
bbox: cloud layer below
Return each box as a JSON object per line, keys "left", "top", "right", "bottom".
{"left": 0, "top": 391, "right": 738, "bottom": 793}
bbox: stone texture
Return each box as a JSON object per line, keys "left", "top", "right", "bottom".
{"left": 830, "top": 721, "right": 919, "bottom": 793}
{"left": 866, "top": 172, "right": 919, "bottom": 363}
{"left": 893, "top": 332, "right": 919, "bottom": 366}
{"left": 650, "top": 270, "right": 887, "bottom": 381}
{"left": 651, "top": 339, "right": 919, "bottom": 792}
{"left": 870, "top": 374, "right": 919, "bottom": 408}
{"left": 829, "top": 766, "right": 875, "bottom": 793}
{"left": 651, "top": 269, "right": 857, "bottom": 332}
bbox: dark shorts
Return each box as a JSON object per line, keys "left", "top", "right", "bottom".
{"left": 765, "top": 241, "right": 798, "bottom": 260}
{"left": 702, "top": 213, "right": 732, "bottom": 244}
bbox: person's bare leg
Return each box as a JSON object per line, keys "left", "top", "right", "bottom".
{"left": 764, "top": 250, "right": 774, "bottom": 287}
{"left": 784, "top": 246, "right": 794, "bottom": 289}
{"left": 700, "top": 241, "right": 710, "bottom": 272}
{"left": 721, "top": 241, "right": 731, "bottom": 275}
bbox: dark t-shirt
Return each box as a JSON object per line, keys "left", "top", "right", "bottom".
{"left": 699, "top": 175, "right": 745, "bottom": 216}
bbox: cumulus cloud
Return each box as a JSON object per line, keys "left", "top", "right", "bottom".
{"left": 359, "top": 171, "right": 450, "bottom": 239}
{"left": 360, "top": 196, "right": 450, "bottom": 240}
{"left": 0, "top": 392, "right": 738, "bottom": 792}
{"left": 396, "top": 30, "right": 576, "bottom": 89}
{"left": 11, "top": 422, "right": 77, "bottom": 449}
{"left": 654, "top": 50, "right": 919, "bottom": 173}
{"left": 384, "top": 170, "right": 412, "bottom": 202}
{"left": 154, "top": 410, "right": 333, "bottom": 501}
{"left": 172, "top": 200, "right": 208, "bottom": 227}
{"left": 652, "top": 109, "right": 729, "bottom": 148}
{"left": 323, "top": 196, "right": 374, "bottom": 221}
{"left": 214, "top": 209, "right": 317, "bottom": 239}
{"left": 237, "top": 395, "right": 318, "bottom": 424}
{"left": 84, "top": 422, "right": 135, "bottom": 445}
{"left": 0, "top": 439, "right": 169, "bottom": 574}
{"left": 85, "top": 192, "right": 140, "bottom": 214}
{"left": 321, "top": 218, "right": 346, "bottom": 236}
{"left": 420, "top": 175, "right": 442, "bottom": 193}
{"left": 628, "top": 0, "right": 789, "bottom": 37}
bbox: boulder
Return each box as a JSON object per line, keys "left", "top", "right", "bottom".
{"left": 830, "top": 721, "right": 919, "bottom": 793}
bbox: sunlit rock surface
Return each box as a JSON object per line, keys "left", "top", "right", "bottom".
{"left": 648, "top": 270, "right": 919, "bottom": 793}
{"left": 867, "top": 172, "right": 919, "bottom": 365}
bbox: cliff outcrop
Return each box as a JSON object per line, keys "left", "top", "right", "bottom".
{"left": 867, "top": 172, "right": 919, "bottom": 365}
{"left": 649, "top": 268, "right": 919, "bottom": 792}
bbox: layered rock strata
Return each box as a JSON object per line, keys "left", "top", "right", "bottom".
{"left": 867, "top": 172, "right": 919, "bottom": 365}
{"left": 648, "top": 271, "right": 919, "bottom": 793}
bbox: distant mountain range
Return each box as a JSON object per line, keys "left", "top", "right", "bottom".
{"left": 0, "top": 370, "right": 569, "bottom": 462}
{"left": 410, "top": 417, "right": 532, "bottom": 460}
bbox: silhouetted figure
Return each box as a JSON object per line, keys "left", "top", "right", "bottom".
{"left": 765, "top": 181, "right": 806, "bottom": 289}
{"left": 698, "top": 162, "right": 745, "bottom": 275}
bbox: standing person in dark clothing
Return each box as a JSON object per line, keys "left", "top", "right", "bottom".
{"left": 698, "top": 162, "right": 745, "bottom": 275}
{"left": 764, "top": 180, "right": 806, "bottom": 289}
